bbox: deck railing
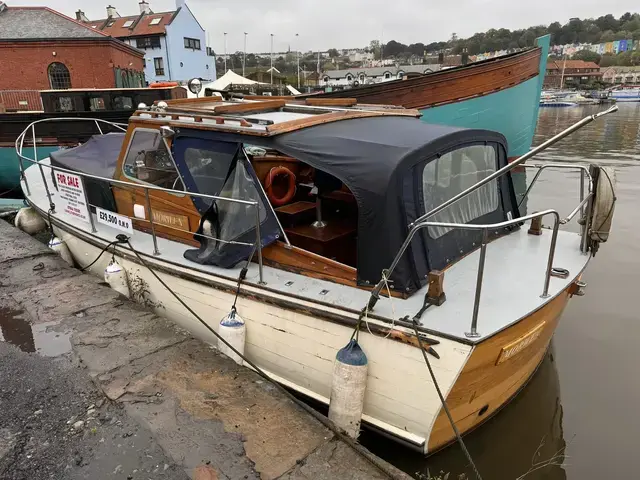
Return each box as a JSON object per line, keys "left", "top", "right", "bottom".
{"left": 15, "top": 118, "right": 268, "bottom": 284}
{"left": 369, "top": 107, "right": 618, "bottom": 338}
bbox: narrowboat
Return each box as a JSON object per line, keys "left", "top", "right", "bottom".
{"left": 16, "top": 97, "right": 617, "bottom": 455}
{"left": 0, "top": 86, "right": 187, "bottom": 194}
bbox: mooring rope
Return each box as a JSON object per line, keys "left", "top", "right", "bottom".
{"left": 411, "top": 318, "right": 483, "bottom": 480}
{"left": 123, "top": 238, "right": 407, "bottom": 480}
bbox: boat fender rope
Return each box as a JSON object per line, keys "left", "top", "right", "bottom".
{"left": 411, "top": 318, "right": 482, "bottom": 480}
{"left": 121, "top": 239, "right": 404, "bottom": 480}
{"left": 591, "top": 167, "right": 617, "bottom": 247}
{"left": 80, "top": 235, "right": 128, "bottom": 272}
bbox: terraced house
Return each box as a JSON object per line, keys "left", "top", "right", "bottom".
{"left": 78, "top": 0, "right": 215, "bottom": 84}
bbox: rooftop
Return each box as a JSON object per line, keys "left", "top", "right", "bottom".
{"left": 0, "top": 6, "right": 106, "bottom": 40}
{"left": 87, "top": 11, "right": 178, "bottom": 38}
{"left": 546, "top": 60, "right": 600, "bottom": 71}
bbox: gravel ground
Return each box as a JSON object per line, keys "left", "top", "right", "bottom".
{"left": 0, "top": 341, "right": 189, "bottom": 480}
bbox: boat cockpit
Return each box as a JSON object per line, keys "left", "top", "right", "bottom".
{"left": 46, "top": 98, "right": 519, "bottom": 297}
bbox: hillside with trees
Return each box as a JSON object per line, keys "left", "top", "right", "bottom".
{"left": 373, "top": 13, "right": 640, "bottom": 65}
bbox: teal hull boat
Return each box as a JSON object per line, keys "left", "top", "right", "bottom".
{"left": 0, "top": 146, "right": 60, "bottom": 196}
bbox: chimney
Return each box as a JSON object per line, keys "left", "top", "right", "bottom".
{"left": 75, "top": 10, "right": 89, "bottom": 22}
{"left": 139, "top": 1, "right": 151, "bottom": 14}
{"left": 106, "top": 5, "right": 119, "bottom": 18}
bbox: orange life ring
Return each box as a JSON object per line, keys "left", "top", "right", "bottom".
{"left": 265, "top": 166, "right": 296, "bottom": 206}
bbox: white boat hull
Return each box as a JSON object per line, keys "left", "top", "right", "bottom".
{"left": 54, "top": 223, "right": 471, "bottom": 452}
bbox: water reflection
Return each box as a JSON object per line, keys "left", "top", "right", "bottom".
{"left": 361, "top": 348, "right": 567, "bottom": 479}
{"left": 534, "top": 103, "right": 640, "bottom": 165}
{"left": 0, "top": 307, "right": 71, "bottom": 356}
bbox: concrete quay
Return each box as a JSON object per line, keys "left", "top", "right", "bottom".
{"left": 0, "top": 219, "right": 412, "bottom": 480}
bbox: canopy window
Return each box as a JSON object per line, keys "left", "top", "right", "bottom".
{"left": 172, "top": 131, "right": 281, "bottom": 269}
{"left": 422, "top": 144, "right": 499, "bottom": 239}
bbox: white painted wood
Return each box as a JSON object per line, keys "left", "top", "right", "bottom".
{"left": 47, "top": 225, "right": 470, "bottom": 451}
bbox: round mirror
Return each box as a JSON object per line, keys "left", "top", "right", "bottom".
{"left": 188, "top": 77, "right": 203, "bottom": 95}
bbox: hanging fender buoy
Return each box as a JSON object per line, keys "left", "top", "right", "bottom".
{"left": 218, "top": 307, "right": 246, "bottom": 366}
{"left": 14, "top": 207, "right": 46, "bottom": 235}
{"left": 104, "top": 259, "right": 130, "bottom": 298}
{"left": 265, "top": 166, "right": 296, "bottom": 207}
{"left": 590, "top": 166, "right": 616, "bottom": 244}
{"left": 48, "top": 236, "right": 74, "bottom": 266}
{"left": 328, "top": 339, "right": 368, "bottom": 439}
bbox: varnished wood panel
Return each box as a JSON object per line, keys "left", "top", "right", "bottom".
{"left": 309, "top": 47, "right": 541, "bottom": 110}
{"left": 426, "top": 289, "right": 570, "bottom": 452}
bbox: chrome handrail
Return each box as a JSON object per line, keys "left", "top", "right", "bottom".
{"left": 519, "top": 163, "right": 593, "bottom": 210}
{"left": 15, "top": 118, "right": 267, "bottom": 283}
{"left": 409, "top": 105, "right": 618, "bottom": 229}
{"left": 414, "top": 210, "right": 560, "bottom": 337}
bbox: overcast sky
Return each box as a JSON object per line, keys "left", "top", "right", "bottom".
{"left": 11, "top": 0, "right": 634, "bottom": 53}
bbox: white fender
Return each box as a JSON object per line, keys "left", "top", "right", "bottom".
{"left": 329, "top": 339, "right": 368, "bottom": 439}
{"left": 14, "top": 207, "right": 46, "bottom": 235}
{"left": 218, "top": 308, "right": 246, "bottom": 366}
{"left": 48, "top": 236, "right": 74, "bottom": 266}
{"left": 590, "top": 167, "right": 616, "bottom": 243}
{"left": 104, "top": 259, "right": 130, "bottom": 298}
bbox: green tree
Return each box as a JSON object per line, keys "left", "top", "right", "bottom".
{"left": 599, "top": 53, "right": 617, "bottom": 67}
{"left": 327, "top": 48, "right": 339, "bottom": 58}
{"left": 369, "top": 40, "right": 381, "bottom": 60}
{"left": 572, "top": 50, "right": 601, "bottom": 64}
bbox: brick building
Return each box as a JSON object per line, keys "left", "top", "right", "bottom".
{"left": 543, "top": 60, "right": 602, "bottom": 88}
{"left": 0, "top": 3, "right": 145, "bottom": 91}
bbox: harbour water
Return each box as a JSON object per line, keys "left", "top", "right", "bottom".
{"left": 363, "top": 102, "right": 640, "bottom": 479}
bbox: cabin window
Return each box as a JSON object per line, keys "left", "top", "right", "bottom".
{"left": 55, "top": 96, "right": 74, "bottom": 112}
{"left": 422, "top": 145, "right": 499, "bottom": 239}
{"left": 183, "top": 144, "right": 238, "bottom": 208}
{"left": 113, "top": 96, "right": 134, "bottom": 110}
{"left": 48, "top": 62, "right": 71, "bottom": 90}
{"left": 89, "top": 97, "right": 106, "bottom": 111}
{"left": 123, "top": 130, "right": 183, "bottom": 191}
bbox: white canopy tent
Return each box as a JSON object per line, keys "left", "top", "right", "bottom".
{"left": 187, "top": 71, "right": 265, "bottom": 98}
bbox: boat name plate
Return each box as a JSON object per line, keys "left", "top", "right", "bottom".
{"left": 495, "top": 321, "right": 546, "bottom": 365}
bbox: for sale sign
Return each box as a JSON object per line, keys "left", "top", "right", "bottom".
{"left": 54, "top": 172, "right": 90, "bottom": 224}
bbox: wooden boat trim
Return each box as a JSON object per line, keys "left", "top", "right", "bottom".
{"left": 265, "top": 109, "right": 420, "bottom": 135}
{"left": 130, "top": 108, "right": 421, "bottom": 137}
{"left": 262, "top": 242, "right": 407, "bottom": 299}
{"left": 425, "top": 285, "right": 577, "bottom": 452}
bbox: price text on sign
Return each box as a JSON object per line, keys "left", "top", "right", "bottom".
{"left": 54, "top": 172, "right": 90, "bottom": 223}
{"left": 96, "top": 208, "right": 133, "bottom": 234}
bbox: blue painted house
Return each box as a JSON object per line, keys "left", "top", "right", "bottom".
{"left": 78, "top": 0, "right": 215, "bottom": 84}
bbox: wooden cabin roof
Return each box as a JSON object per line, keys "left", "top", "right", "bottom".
{"left": 133, "top": 97, "right": 422, "bottom": 137}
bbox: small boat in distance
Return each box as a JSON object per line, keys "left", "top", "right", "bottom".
{"left": 15, "top": 96, "right": 617, "bottom": 454}
{"left": 609, "top": 87, "right": 640, "bottom": 102}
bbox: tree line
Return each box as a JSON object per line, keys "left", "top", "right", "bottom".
{"left": 367, "top": 12, "right": 640, "bottom": 60}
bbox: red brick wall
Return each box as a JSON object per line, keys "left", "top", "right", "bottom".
{"left": 0, "top": 39, "right": 144, "bottom": 90}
